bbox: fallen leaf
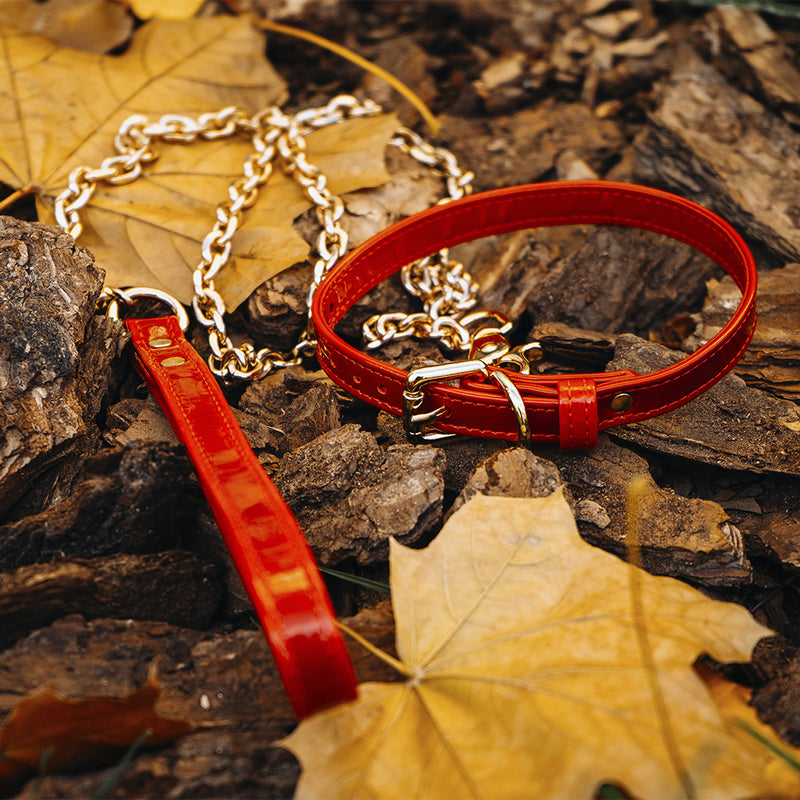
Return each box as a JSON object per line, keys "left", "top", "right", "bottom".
{"left": 0, "top": 0, "right": 132, "bottom": 53}
{"left": 71, "top": 110, "right": 397, "bottom": 309}
{"left": 128, "top": 0, "right": 206, "bottom": 19}
{"left": 0, "top": 17, "right": 395, "bottom": 308}
{"left": 0, "top": 676, "right": 191, "bottom": 791}
{"left": 697, "top": 662, "right": 800, "bottom": 799}
{"left": 282, "top": 490, "right": 799, "bottom": 799}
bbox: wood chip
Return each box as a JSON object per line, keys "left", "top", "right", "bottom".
{"left": 635, "top": 47, "right": 800, "bottom": 265}
{"left": 0, "top": 551, "right": 222, "bottom": 648}
{"left": 440, "top": 99, "right": 624, "bottom": 190}
{"left": 0, "top": 218, "right": 125, "bottom": 520}
{"left": 552, "top": 438, "right": 751, "bottom": 586}
{"left": 607, "top": 335, "right": 800, "bottom": 476}
{"left": 583, "top": 9, "right": 642, "bottom": 40}
{"left": 273, "top": 425, "right": 445, "bottom": 565}
{"left": 703, "top": 7, "right": 800, "bottom": 120}
{"left": 0, "top": 443, "right": 199, "bottom": 570}
{"left": 688, "top": 263, "right": 800, "bottom": 403}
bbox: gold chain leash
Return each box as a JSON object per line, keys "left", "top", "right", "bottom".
{"left": 53, "top": 95, "right": 493, "bottom": 381}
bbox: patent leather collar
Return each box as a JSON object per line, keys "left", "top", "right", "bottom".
{"left": 312, "top": 181, "right": 757, "bottom": 450}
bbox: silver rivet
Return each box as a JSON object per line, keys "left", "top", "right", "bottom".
{"left": 148, "top": 338, "right": 173, "bottom": 348}
{"left": 610, "top": 392, "right": 634, "bottom": 412}
{"left": 161, "top": 356, "right": 186, "bottom": 367}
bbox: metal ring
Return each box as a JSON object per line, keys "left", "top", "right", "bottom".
{"left": 490, "top": 370, "right": 531, "bottom": 446}
{"left": 103, "top": 286, "right": 190, "bottom": 332}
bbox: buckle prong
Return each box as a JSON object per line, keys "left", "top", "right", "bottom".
{"left": 490, "top": 370, "right": 531, "bottom": 446}
{"left": 403, "top": 359, "right": 489, "bottom": 442}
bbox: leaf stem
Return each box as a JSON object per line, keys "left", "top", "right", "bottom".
{"left": 226, "top": 1, "right": 440, "bottom": 135}
{"left": 337, "top": 621, "right": 411, "bottom": 677}
{"left": 0, "top": 184, "right": 35, "bottom": 214}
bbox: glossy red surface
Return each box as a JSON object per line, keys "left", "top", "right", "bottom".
{"left": 127, "top": 316, "right": 357, "bottom": 718}
{"left": 312, "top": 181, "right": 758, "bottom": 447}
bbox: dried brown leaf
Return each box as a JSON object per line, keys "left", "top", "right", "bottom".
{"left": 0, "top": 676, "right": 190, "bottom": 793}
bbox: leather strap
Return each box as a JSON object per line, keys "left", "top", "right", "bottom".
{"left": 127, "top": 316, "right": 357, "bottom": 718}
{"left": 312, "top": 180, "right": 757, "bottom": 448}
{"left": 558, "top": 378, "right": 598, "bottom": 450}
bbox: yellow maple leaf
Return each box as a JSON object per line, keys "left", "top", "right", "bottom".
{"left": 127, "top": 0, "right": 206, "bottom": 20}
{"left": 0, "top": 17, "right": 395, "bottom": 308}
{"left": 282, "top": 490, "right": 800, "bottom": 799}
{"left": 0, "top": 0, "right": 132, "bottom": 52}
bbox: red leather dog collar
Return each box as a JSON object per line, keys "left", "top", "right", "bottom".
{"left": 127, "top": 316, "right": 357, "bottom": 718}
{"left": 312, "top": 181, "right": 757, "bottom": 449}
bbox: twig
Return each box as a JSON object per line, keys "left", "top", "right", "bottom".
{"left": 224, "top": 0, "right": 440, "bottom": 135}
{"left": 0, "top": 185, "right": 35, "bottom": 214}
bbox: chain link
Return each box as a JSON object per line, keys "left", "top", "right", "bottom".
{"left": 54, "top": 96, "right": 480, "bottom": 379}
{"left": 362, "top": 128, "right": 483, "bottom": 352}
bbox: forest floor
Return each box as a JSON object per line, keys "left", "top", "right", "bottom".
{"left": 2, "top": 0, "right": 800, "bottom": 797}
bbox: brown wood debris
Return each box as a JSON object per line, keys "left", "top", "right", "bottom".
{"left": 607, "top": 334, "right": 800, "bottom": 476}
{"left": 689, "top": 262, "right": 800, "bottom": 404}
{"left": 273, "top": 424, "right": 446, "bottom": 565}
{"left": 3, "top": 0, "right": 800, "bottom": 795}
{"left": 635, "top": 46, "right": 800, "bottom": 266}
{"left": 0, "top": 218, "right": 126, "bottom": 521}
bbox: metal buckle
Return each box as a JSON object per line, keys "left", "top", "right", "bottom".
{"left": 403, "top": 336, "right": 544, "bottom": 444}
{"left": 403, "top": 359, "right": 489, "bottom": 442}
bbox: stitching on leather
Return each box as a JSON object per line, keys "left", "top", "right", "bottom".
{"left": 133, "top": 319, "right": 320, "bottom": 700}
{"left": 321, "top": 188, "right": 753, "bottom": 326}
{"left": 559, "top": 382, "right": 575, "bottom": 449}
{"left": 604, "top": 319, "right": 756, "bottom": 424}
{"left": 558, "top": 378, "right": 599, "bottom": 448}
{"left": 317, "top": 187, "right": 754, "bottom": 441}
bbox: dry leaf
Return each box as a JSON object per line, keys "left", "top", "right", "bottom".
{"left": 697, "top": 662, "right": 800, "bottom": 799}
{"left": 0, "top": 676, "right": 191, "bottom": 790}
{"left": 283, "top": 490, "right": 800, "bottom": 799}
{"left": 72, "top": 111, "right": 397, "bottom": 309}
{"left": 0, "top": 15, "right": 285, "bottom": 307}
{"left": 0, "top": 0, "right": 132, "bottom": 53}
{"left": 0, "top": 17, "right": 395, "bottom": 308}
{"left": 128, "top": 0, "right": 206, "bottom": 19}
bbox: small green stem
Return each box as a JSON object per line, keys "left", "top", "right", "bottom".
{"left": 319, "top": 566, "right": 390, "bottom": 594}
{"left": 91, "top": 729, "right": 152, "bottom": 800}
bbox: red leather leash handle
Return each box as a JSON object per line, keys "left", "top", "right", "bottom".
{"left": 126, "top": 316, "right": 357, "bottom": 718}
{"left": 312, "top": 180, "right": 758, "bottom": 449}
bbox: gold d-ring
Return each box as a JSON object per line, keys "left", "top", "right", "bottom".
{"left": 490, "top": 370, "right": 531, "bottom": 446}
{"left": 101, "top": 286, "right": 190, "bottom": 331}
